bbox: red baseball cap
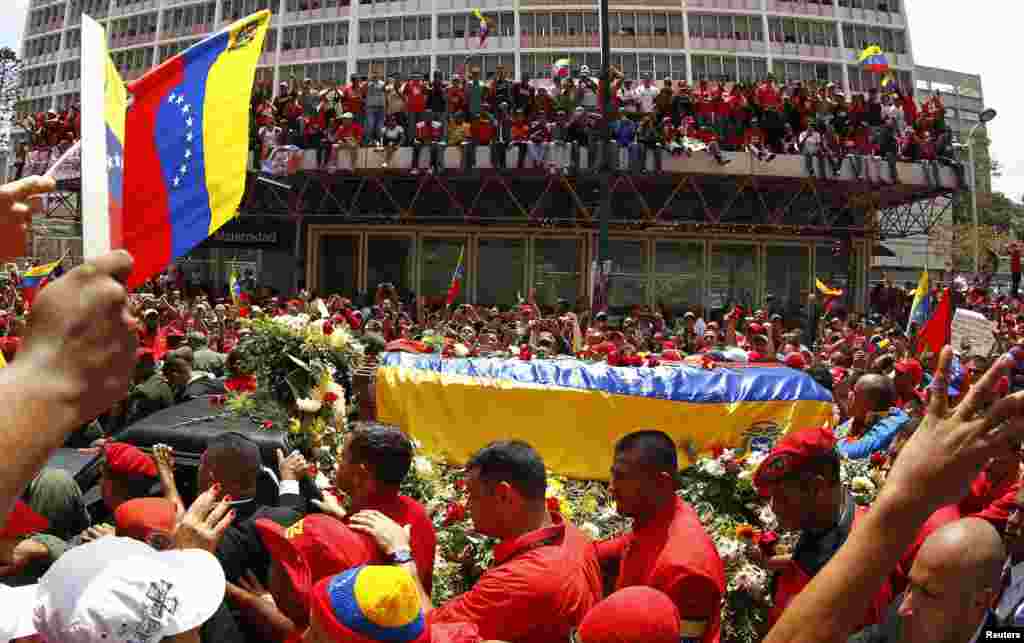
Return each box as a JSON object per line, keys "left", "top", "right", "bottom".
{"left": 753, "top": 426, "right": 837, "bottom": 497}
{"left": 783, "top": 353, "right": 807, "bottom": 370}
{"left": 0, "top": 500, "right": 49, "bottom": 539}
{"left": 104, "top": 442, "right": 158, "bottom": 479}
{"left": 115, "top": 497, "right": 176, "bottom": 544}
{"left": 577, "top": 587, "right": 681, "bottom": 643}
{"left": 255, "top": 515, "right": 379, "bottom": 614}
{"left": 830, "top": 367, "right": 849, "bottom": 388}
{"left": 748, "top": 323, "right": 766, "bottom": 335}
{"left": 894, "top": 359, "right": 924, "bottom": 387}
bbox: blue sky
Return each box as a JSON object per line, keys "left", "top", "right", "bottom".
{"left": 1, "top": 0, "right": 1018, "bottom": 200}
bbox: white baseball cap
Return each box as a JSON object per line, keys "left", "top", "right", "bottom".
{"left": 33, "top": 537, "right": 226, "bottom": 643}
{"left": 0, "top": 584, "right": 38, "bottom": 641}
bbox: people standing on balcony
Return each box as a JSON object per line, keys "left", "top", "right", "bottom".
{"left": 283, "top": 94, "right": 305, "bottom": 146}
{"left": 468, "top": 111, "right": 494, "bottom": 170}
{"left": 565, "top": 107, "right": 588, "bottom": 174}
{"left": 800, "top": 123, "right": 826, "bottom": 178}
{"left": 342, "top": 74, "right": 366, "bottom": 134}
{"left": 635, "top": 73, "right": 659, "bottom": 119}
{"left": 490, "top": 103, "right": 512, "bottom": 170}
{"left": 746, "top": 119, "right": 774, "bottom": 164}
{"left": 549, "top": 111, "right": 570, "bottom": 171}
{"left": 672, "top": 81, "right": 693, "bottom": 126}
{"left": 273, "top": 79, "right": 293, "bottom": 118}
{"left": 465, "top": 66, "right": 486, "bottom": 120}
{"left": 402, "top": 72, "right": 427, "bottom": 143}
{"left": 447, "top": 112, "right": 471, "bottom": 171}
{"left": 876, "top": 119, "right": 901, "bottom": 184}
{"left": 619, "top": 79, "right": 639, "bottom": 119}
{"left": 576, "top": 65, "right": 598, "bottom": 113}
{"left": 447, "top": 76, "right": 467, "bottom": 125}
{"left": 411, "top": 117, "right": 442, "bottom": 175}
{"left": 385, "top": 73, "right": 407, "bottom": 138}
{"left": 427, "top": 71, "right": 448, "bottom": 140}
{"left": 527, "top": 111, "right": 552, "bottom": 171}
{"left": 491, "top": 64, "right": 513, "bottom": 114}
{"left": 555, "top": 78, "right": 576, "bottom": 115}
{"left": 379, "top": 114, "right": 405, "bottom": 168}
{"left": 511, "top": 108, "right": 529, "bottom": 169}
{"left": 865, "top": 87, "right": 884, "bottom": 128}
{"left": 585, "top": 109, "right": 606, "bottom": 172}
{"left": 331, "top": 112, "right": 363, "bottom": 172}
{"left": 299, "top": 77, "right": 319, "bottom": 119}
{"left": 512, "top": 72, "right": 535, "bottom": 117}
{"left": 636, "top": 114, "right": 662, "bottom": 174}
{"left": 532, "top": 86, "right": 555, "bottom": 118}
{"left": 364, "top": 71, "right": 387, "bottom": 146}
{"left": 611, "top": 112, "right": 637, "bottom": 172}
{"left": 655, "top": 78, "right": 674, "bottom": 123}
{"left": 307, "top": 94, "right": 332, "bottom": 169}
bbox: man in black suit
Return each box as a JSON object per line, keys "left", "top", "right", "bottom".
{"left": 848, "top": 517, "right": 1005, "bottom": 643}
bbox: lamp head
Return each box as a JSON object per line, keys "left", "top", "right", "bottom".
{"left": 980, "top": 108, "right": 997, "bottom": 123}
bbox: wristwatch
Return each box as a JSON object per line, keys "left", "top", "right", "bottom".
{"left": 390, "top": 549, "right": 414, "bottom": 565}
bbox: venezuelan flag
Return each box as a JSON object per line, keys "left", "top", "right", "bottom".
{"left": 857, "top": 45, "right": 890, "bottom": 73}
{"left": 20, "top": 259, "right": 64, "bottom": 290}
{"left": 445, "top": 246, "right": 465, "bottom": 306}
{"left": 815, "top": 278, "right": 843, "bottom": 298}
{"left": 907, "top": 270, "right": 931, "bottom": 333}
{"left": 123, "top": 11, "right": 270, "bottom": 290}
{"left": 376, "top": 352, "right": 834, "bottom": 480}
{"left": 105, "top": 53, "right": 127, "bottom": 247}
{"left": 229, "top": 269, "right": 241, "bottom": 306}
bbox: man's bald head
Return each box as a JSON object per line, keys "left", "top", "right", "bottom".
{"left": 855, "top": 374, "right": 896, "bottom": 413}
{"left": 917, "top": 517, "right": 1005, "bottom": 594}
{"left": 899, "top": 518, "right": 1005, "bottom": 643}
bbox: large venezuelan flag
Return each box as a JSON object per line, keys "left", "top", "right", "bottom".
{"left": 857, "top": 45, "right": 890, "bottom": 73}
{"left": 105, "top": 55, "right": 127, "bottom": 245}
{"left": 122, "top": 11, "right": 269, "bottom": 290}
{"left": 376, "top": 352, "right": 835, "bottom": 480}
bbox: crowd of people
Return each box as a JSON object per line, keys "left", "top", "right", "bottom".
{"left": 8, "top": 106, "right": 81, "bottom": 181}
{"left": 251, "top": 69, "right": 964, "bottom": 184}
{"left": 1, "top": 172, "right": 1024, "bottom": 643}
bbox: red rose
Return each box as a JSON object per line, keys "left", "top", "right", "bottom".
{"left": 454, "top": 479, "right": 467, "bottom": 492}
{"left": 261, "top": 420, "right": 274, "bottom": 430}
{"left": 443, "top": 502, "right": 467, "bottom": 526}
{"left": 711, "top": 445, "right": 725, "bottom": 459}
{"left": 546, "top": 496, "right": 560, "bottom": 513}
{"left": 870, "top": 451, "right": 886, "bottom": 467}
{"left": 519, "top": 345, "right": 532, "bottom": 361}
{"left": 322, "top": 391, "right": 339, "bottom": 406}
{"left": 210, "top": 394, "right": 226, "bottom": 407}
{"left": 756, "top": 530, "right": 779, "bottom": 556}
{"left": 322, "top": 321, "right": 334, "bottom": 336}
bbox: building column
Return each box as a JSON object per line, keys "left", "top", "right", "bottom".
{"left": 835, "top": 19, "right": 850, "bottom": 96}
{"left": 348, "top": 0, "right": 359, "bottom": 83}
{"left": 513, "top": 0, "right": 521, "bottom": 77}
{"left": 681, "top": 1, "right": 692, "bottom": 84}
{"left": 761, "top": 0, "right": 772, "bottom": 74}
{"left": 270, "top": 0, "right": 285, "bottom": 90}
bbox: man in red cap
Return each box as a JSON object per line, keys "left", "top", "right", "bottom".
{"left": 893, "top": 358, "right": 925, "bottom": 417}
{"left": 753, "top": 426, "right": 893, "bottom": 629}
{"left": 784, "top": 352, "right": 808, "bottom": 370}
{"left": 0, "top": 500, "right": 51, "bottom": 584}
{"left": 114, "top": 497, "right": 176, "bottom": 550}
{"left": 596, "top": 430, "right": 725, "bottom": 643}
{"left": 348, "top": 440, "right": 603, "bottom": 643}
{"left": 228, "top": 515, "right": 382, "bottom": 642}
{"left": 575, "top": 587, "right": 682, "bottom": 643}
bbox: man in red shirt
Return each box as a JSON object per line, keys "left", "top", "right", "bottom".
{"left": 324, "top": 424, "right": 437, "bottom": 594}
{"left": 412, "top": 118, "right": 443, "bottom": 174}
{"left": 962, "top": 443, "right": 1022, "bottom": 517}
{"left": 331, "top": 112, "right": 363, "bottom": 171}
{"left": 596, "top": 430, "right": 725, "bottom": 643}
{"left": 893, "top": 358, "right": 926, "bottom": 417}
{"left": 403, "top": 73, "right": 428, "bottom": 142}
{"left": 350, "top": 440, "right": 603, "bottom": 643}
{"left": 1009, "top": 241, "right": 1022, "bottom": 299}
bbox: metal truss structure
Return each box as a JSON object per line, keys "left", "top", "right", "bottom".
{"left": 241, "top": 169, "right": 959, "bottom": 239}
{"left": 42, "top": 177, "right": 82, "bottom": 220}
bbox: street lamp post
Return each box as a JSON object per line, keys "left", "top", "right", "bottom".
{"left": 967, "top": 108, "right": 997, "bottom": 274}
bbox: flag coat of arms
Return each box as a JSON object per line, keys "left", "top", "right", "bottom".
{"left": 122, "top": 11, "right": 270, "bottom": 290}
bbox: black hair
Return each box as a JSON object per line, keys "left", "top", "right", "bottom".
{"left": 466, "top": 440, "right": 547, "bottom": 501}
{"left": 205, "top": 432, "right": 263, "bottom": 492}
{"left": 615, "top": 430, "right": 678, "bottom": 473}
{"left": 858, "top": 373, "right": 897, "bottom": 412}
{"left": 348, "top": 423, "right": 414, "bottom": 486}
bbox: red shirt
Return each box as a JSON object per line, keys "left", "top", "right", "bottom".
{"left": 975, "top": 480, "right": 1023, "bottom": 531}
{"left": 961, "top": 470, "right": 1020, "bottom": 516}
{"left": 431, "top": 513, "right": 602, "bottom": 643}
{"left": 344, "top": 493, "right": 436, "bottom": 593}
{"left": 756, "top": 83, "right": 781, "bottom": 110}
{"left": 335, "top": 122, "right": 364, "bottom": 143}
{"left": 415, "top": 120, "right": 442, "bottom": 143}
{"left": 343, "top": 84, "right": 364, "bottom": 114}
{"left": 404, "top": 81, "right": 427, "bottom": 113}
{"left": 1011, "top": 244, "right": 1022, "bottom": 273}
{"left": 472, "top": 119, "right": 495, "bottom": 145}
{"left": 596, "top": 496, "right": 726, "bottom": 643}
{"left": 224, "top": 375, "right": 257, "bottom": 393}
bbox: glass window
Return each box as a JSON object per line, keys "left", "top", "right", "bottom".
{"left": 453, "top": 14, "right": 467, "bottom": 38}
{"left": 478, "top": 239, "right": 526, "bottom": 307}
{"left": 654, "top": 240, "right": 703, "bottom": 315}
{"left": 671, "top": 55, "right": 685, "bottom": 78}
{"left": 709, "top": 243, "right": 757, "bottom": 317}
{"left": 607, "top": 240, "right": 647, "bottom": 315}
{"left": 637, "top": 13, "right": 652, "bottom": 36}
{"left": 552, "top": 13, "right": 566, "bottom": 35}
{"left": 798, "top": 20, "right": 811, "bottom": 45}
{"left": 718, "top": 15, "right": 732, "bottom": 39}
{"left": 373, "top": 20, "right": 386, "bottom": 43}
{"left": 521, "top": 13, "right": 534, "bottom": 35}
{"left": 388, "top": 18, "right": 400, "bottom": 41}
{"left": 438, "top": 15, "right": 452, "bottom": 38}
{"left": 309, "top": 24, "right": 322, "bottom": 47}
{"left": 655, "top": 55, "right": 669, "bottom": 79}
{"left": 319, "top": 236, "right": 359, "bottom": 297}
{"left": 323, "top": 22, "right": 336, "bottom": 45}
{"left": 536, "top": 13, "right": 550, "bottom": 36}
{"left": 568, "top": 13, "right": 581, "bottom": 36}
{"left": 764, "top": 245, "right": 809, "bottom": 319}
{"left": 668, "top": 13, "right": 682, "bottom": 36}
{"left": 420, "top": 16, "right": 430, "bottom": 39}
{"left": 688, "top": 14, "right": 701, "bottom": 38}
{"left": 620, "top": 13, "right": 635, "bottom": 36}
{"left": 420, "top": 238, "right": 467, "bottom": 306}
{"left": 368, "top": 236, "right": 414, "bottom": 296}
{"left": 533, "top": 239, "right": 580, "bottom": 308}
{"left": 359, "top": 21, "right": 371, "bottom": 43}
{"left": 584, "top": 12, "right": 598, "bottom": 35}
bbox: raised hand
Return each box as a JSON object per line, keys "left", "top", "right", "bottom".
{"left": 173, "top": 485, "right": 235, "bottom": 553}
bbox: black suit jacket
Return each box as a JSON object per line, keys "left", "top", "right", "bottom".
{"left": 848, "top": 594, "right": 997, "bottom": 643}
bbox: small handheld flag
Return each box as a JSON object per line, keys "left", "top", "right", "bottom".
{"left": 123, "top": 11, "right": 270, "bottom": 290}
{"left": 815, "top": 278, "right": 843, "bottom": 298}
{"left": 229, "top": 269, "right": 241, "bottom": 306}
{"left": 907, "top": 270, "right": 931, "bottom": 333}
{"left": 19, "top": 256, "right": 65, "bottom": 306}
{"left": 552, "top": 58, "right": 572, "bottom": 80}
{"left": 471, "top": 9, "right": 491, "bottom": 47}
{"left": 445, "top": 246, "right": 465, "bottom": 306}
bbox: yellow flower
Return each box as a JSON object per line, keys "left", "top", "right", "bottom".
{"left": 546, "top": 478, "right": 564, "bottom": 498}
{"left": 559, "top": 498, "right": 574, "bottom": 520}
{"left": 289, "top": 418, "right": 302, "bottom": 434}
{"left": 581, "top": 493, "right": 599, "bottom": 515}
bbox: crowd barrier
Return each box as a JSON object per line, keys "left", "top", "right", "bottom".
{"left": 375, "top": 351, "right": 835, "bottom": 480}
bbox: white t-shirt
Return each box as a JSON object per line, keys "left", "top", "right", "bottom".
{"left": 635, "top": 84, "right": 659, "bottom": 113}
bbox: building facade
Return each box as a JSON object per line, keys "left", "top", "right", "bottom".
{"left": 20, "top": 0, "right": 914, "bottom": 113}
